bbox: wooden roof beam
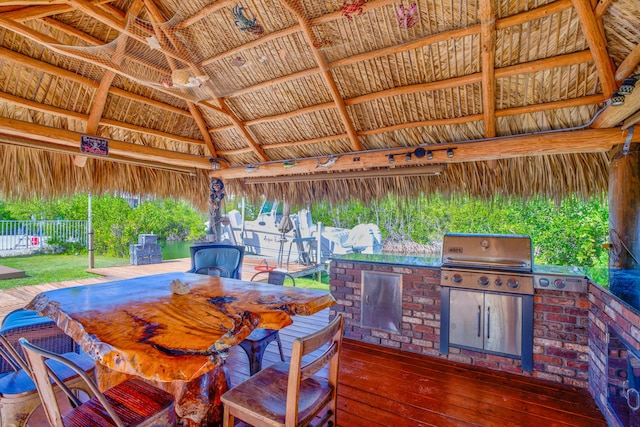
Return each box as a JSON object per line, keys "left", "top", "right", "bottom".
{"left": 592, "top": 84, "right": 640, "bottom": 128}
{"left": 141, "top": 0, "right": 218, "bottom": 158}
{"left": 173, "top": 0, "right": 231, "bottom": 30}
{"left": 0, "top": 15, "right": 202, "bottom": 106}
{"left": 220, "top": 0, "right": 572, "bottom": 100}
{"left": 143, "top": 0, "right": 267, "bottom": 162}
{"left": 0, "top": 45, "right": 191, "bottom": 118}
{"left": 207, "top": 51, "right": 594, "bottom": 137}
{"left": 480, "top": 0, "right": 496, "bottom": 138}
{"left": 216, "top": 95, "right": 604, "bottom": 155}
{"left": 212, "top": 127, "right": 636, "bottom": 180}
{"left": 0, "top": 117, "right": 211, "bottom": 169}
{"left": 615, "top": 44, "right": 640, "bottom": 82}
{"left": 571, "top": 0, "right": 617, "bottom": 97}
{"left": 0, "top": 134, "right": 198, "bottom": 175}
{"left": 279, "top": 0, "right": 362, "bottom": 151}
{"left": 0, "top": 89, "right": 205, "bottom": 146}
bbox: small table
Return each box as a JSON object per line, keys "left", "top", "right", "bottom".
{"left": 25, "top": 272, "right": 335, "bottom": 426}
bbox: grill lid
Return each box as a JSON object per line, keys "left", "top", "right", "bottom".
{"left": 441, "top": 233, "right": 533, "bottom": 271}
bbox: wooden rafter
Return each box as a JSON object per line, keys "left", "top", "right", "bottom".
{"left": 213, "top": 0, "right": 573, "bottom": 100}
{"left": 279, "top": 0, "right": 362, "bottom": 151}
{"left": 480, "top": 0, "right": 496, "bottom": 138}
{"left": 142, "top": 0, "right": 267, "bottom": 162}
{"left": 571, "top": 0, "right": 617, "bottom": 97}
{"left": 213, "top": 95, "right": 605, "bottom": 156}
{"left": 0, "top": 89, "right": 205, "bottom": 146}
{"left": 592, "top": 85, "right": 640, "bottom": 128}
{"left": 615, "top": 44, "right": 640, "bottom": 82}
{"left": 0, "top": 134, "right": 198, "bottom": 175}
{"left": 0, "top": 117, "right": 211, "bottom": 169}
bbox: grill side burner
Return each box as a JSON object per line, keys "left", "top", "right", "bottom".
{"left": 439, "top": 233, "right": 534, "bottom": 372}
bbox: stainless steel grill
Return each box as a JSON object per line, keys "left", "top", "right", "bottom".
{"left": 440, "top": 233, "right": 534, "bottom": 295}
{"left": 439, "top": 233, "right": 535, "bottom": 371}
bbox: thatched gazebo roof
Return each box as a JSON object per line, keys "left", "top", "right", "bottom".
{"left": 0, "top": 0, "right": 638, "bottom": 207}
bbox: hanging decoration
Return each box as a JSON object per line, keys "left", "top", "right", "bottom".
{"left": 396, "top": 3, "right": 419, "bottom": 29}
{"left": 341, "top": 0, "right": 367, "bottom": 20}
{"left": 313, "top": 39, "right": 334, "bottom": 49}
{"left": 210, "top": 178, "right": 225, "bottom": 211}
{"left": 230, "top": 56, "right": 247, "bottom": 67}
{"left": 170, "top": 69, "right": 209, "bottom": 87}
{"left": 232, "top": 4, "right": 264, "bottom": 36}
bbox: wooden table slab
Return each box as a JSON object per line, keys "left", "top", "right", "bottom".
{"left": 25, "top": 272, "right": 336, "bottom": 426}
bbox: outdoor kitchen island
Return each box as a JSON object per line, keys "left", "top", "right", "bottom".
{"left": 329, "top": 248, "right": 640, "bottom": 427}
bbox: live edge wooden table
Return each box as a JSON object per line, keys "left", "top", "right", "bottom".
{"left": 25, "top": 272, "right": 336, "bottom": 427}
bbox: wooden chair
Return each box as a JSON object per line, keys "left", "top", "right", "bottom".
{"left": 0, "top": 312, "right": 96, "bottom": 427}
{"left": 188, "top": 243, "right": 245, "bottom": 279}
{"left": 19, "top": 338, "right": 175, "bottom": 427}
{"left": 222, "top": 314, "right": 344, "bottom": 427}
{"left": 237, "top": 270, "right": 296, "bottom": 376}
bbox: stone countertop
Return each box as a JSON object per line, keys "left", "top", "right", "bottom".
{"left": 332, "top": 253, "right": 441, "bottom": 268}
{"left": 332, "top": 254, "right": 602, "bottom": 283}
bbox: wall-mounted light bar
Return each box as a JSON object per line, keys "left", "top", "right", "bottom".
{"left": 244, "top": 164, "right": 446, "bottom": 184}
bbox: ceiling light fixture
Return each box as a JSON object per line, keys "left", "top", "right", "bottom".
{"left": 405, "top": 152, "right": 412, "bottom": 162}
{"left": 283, "top": 160, "right": 297, "bottom": 168}
{"left": 618, "top": 76, "right": 638, "bottom": 95}
{"left": 245, "top": 165, "right": 259, "bottom": 172}
{"left": 426, "top": 150, "right": 433, "bottom": 160}
{"left": 414, "top": 147, "right": 426, "bottom": 158}
{"left": 388, "top": 154, "right": 395, "bottom": 164}
{"left": 611, "top": 92, "right": 626, "bottom": 107}
{"left": 447, "top": 148, "right": 455, "bottom": 158}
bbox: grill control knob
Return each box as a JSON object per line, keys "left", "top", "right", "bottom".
{"left": 495, "top": 278, "right": 503, "bottom": 287}
{"left": 539, "top": 278, "right": 550, "bottom": 287}
{"left": 452, "top": 274, "right": 463, "bottom": 284}
{"left": 478, "top": 276, "right": 489, "bottom": 287}
{"left": 553, "top": 279, "right": 566, "bottom": 289}
{"left": 507, "top": 278, "right": 519, "bottom": 290}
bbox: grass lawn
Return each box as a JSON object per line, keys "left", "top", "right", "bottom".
{"left": 0, "top": 254, "right": 330, "bottom": 291}
{"left": 0, "top": 254, "right": 129, "bottom": 289}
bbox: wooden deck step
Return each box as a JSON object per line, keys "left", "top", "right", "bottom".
{"left": 0, "top": 265, "right": 25, "bottom": 280}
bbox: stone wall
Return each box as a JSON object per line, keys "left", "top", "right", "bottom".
{"left": 331, "top": 259, "right": 594, "bottom": 388}
{"left": 588, "top": 283, "right": 640, "bottom": 427}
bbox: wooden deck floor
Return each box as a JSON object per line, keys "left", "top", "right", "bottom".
{"left": 230, "top": 310, "right": 607, "bottom": 427}
{"left": 0, "top": 262, "right": 607, "bottom": 427}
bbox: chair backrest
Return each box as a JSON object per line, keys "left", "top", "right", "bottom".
{"left": 286, "top": 314, "right": 343, "bottom": 426}
{"left": 0, "top": 309, "right": 76, "bottom": 376}
{"left": 0, "top": 332, "right": 30, "bottom": 374}
{"left": 189, "top": 243, "right": 245, "bottom": 279}
{"left": 19, "top": 338, "right": 124, "bottom": 427}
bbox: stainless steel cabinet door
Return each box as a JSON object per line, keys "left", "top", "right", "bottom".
{"left": 449, "top": 289, "right": 484, "bottom": 350}
{"left": 484, "top": 293, "right": 522, "bottom": 356}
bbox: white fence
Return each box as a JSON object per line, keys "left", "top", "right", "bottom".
{"left": 0, "top": 220, "right": 88, "bottom": 253}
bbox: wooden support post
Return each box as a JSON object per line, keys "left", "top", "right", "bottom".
{"left": 608, "top": 142, "right": 640, "bottom": 311}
